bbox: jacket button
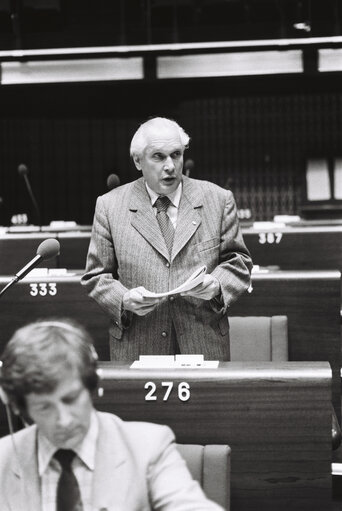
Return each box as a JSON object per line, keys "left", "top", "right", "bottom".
{"left": 166, "top": 262, "right": 170, "bottom": 268}
{"left": 161, "top": 331, "right": 167, "bottom": 337}
{"left": 169, "top": 296, "right": 175, "bottom": 302}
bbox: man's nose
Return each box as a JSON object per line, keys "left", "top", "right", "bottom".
{"left": 163, "top": 156, "right": 175, "bottom": 172}
{"left": 56, "top": 405, "right": 72, "bottom": 427}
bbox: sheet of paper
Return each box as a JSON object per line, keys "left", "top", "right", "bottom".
{"left": 140, "top": 265, "right": 207, "bottom": 299}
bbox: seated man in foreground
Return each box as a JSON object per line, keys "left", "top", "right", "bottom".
{"left": 0, "top": 319, "right": 225, "bottom": 511}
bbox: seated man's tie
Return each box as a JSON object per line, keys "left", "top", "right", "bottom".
{"left": 155, "top": 196, "right": 175, "bottom": 254}
{"left": 54, "top": 449, "right": 83, "bottom": 511}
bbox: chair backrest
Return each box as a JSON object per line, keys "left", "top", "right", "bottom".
{"left": 176, "top": 443, "right": 231, "bottom": 510}
{"left": 229, "top": 315, "right": 288, "bottom": 361}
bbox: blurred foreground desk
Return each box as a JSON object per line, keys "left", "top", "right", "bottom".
{"left": 230, "top": 269, "right": 342, "bottom": 422}
{"left": 94, "top": 361, "right": 332, "bottom": 511}
{"left": 0, "top": 273, "right": 110, "bottom": 360}
{"left": 241, "top": 224, "right": 342, "bottom": 270}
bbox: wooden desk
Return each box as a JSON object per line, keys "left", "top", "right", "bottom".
{"left": 2, "top": 223, "right": 342, "bottom": 273}
{"left": 1, "top": 269, "right": 340, "bottom": 418}
{"left": 241, "top": 224, "right": 342, "bottom": 270}
{"left": 0, "top": 232, "right": 59, "bottom": 273}
{"left": 57, "top": 232, "right": 90, "bottom": 269}
{"left": 0, "top": 274, "right": 110, "bottom": 360}
{"left": 0, "top": 230, "right": 91, "bottom": 273}
{"left": 93, "top": 361, "right": 332, "bottom": 511}
{"left": 230, "top": 269, "right": 342, "bottom": 422}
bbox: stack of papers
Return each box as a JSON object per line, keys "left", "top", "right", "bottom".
{"left": 141, "top": 265, "right": 207, "bottom": 299}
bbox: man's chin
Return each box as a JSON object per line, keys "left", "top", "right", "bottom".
{"left": 53, "top": 430, "right": 84, "bottom": 450}
{"left": 159, "top": 180, "right": 179, "bottom": 194}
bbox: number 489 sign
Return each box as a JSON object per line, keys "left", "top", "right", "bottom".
{"left": 144, "top": 381, "right": 191, "bottom": 402}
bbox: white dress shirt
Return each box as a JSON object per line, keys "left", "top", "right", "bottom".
{"left": 145, "top": 181, "right": 182, "bottom": 229}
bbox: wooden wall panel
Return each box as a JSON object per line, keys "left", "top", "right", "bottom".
{"left": 0, "top": 81, "right": 342, "bottom": 224}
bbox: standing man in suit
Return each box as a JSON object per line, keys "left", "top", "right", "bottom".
{"left": 0, "top": 319, "right": 224, "bottom": 511}
{"left": 82, "top": 117, "right": 252, "bottom": 360}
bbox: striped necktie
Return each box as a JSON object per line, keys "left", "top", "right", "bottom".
{"left": 54, "top": 449, "right": 83, "bottom": 511}
{"left": 155, "top": 195, "right": 175, "bottom": 254}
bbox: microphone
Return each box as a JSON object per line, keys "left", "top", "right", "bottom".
{"left": 0, "top": 238, "right": 60, "bottom": 298}
{"left": 106, "top": 173, "right": 120, "bottom": 191}
{"left": 18, "top": 163, "right": 41, "bottom": 226}
{"left": 184, "top": 159, "right": 194, "bottom": 177}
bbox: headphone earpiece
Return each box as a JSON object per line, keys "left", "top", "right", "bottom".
{"left": 0, "top": 361, "right": 9, "bottom": 406}
{"left": 0, "top": 385, "right": 9, "bottom": 406}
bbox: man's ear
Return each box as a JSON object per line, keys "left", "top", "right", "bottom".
{"left": 133, "top": 155, "right": 142, "bottom": 171}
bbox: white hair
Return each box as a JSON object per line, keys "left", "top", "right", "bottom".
{"left": 130, "top": 117, "right": 190, "bottom": 158}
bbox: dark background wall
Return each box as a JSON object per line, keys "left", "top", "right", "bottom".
{"left": 0, "top": 74, "right": 341, "bottom": 224}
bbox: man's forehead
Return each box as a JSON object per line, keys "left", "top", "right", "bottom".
{"left": 145, "top": 138, "right": 183, "bottom": 153}
{"left": 27, "top": 370, "right": 84, "bottom": 401}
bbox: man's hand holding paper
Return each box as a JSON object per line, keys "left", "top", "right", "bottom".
{"left": 180, "top": 273, "right": 221, "bottom": 300}
{"left": 122, "top": 287, "right": 162, "bottom": 316}
{"left": 123, "top": 266, "right": 218, "bottom": 316}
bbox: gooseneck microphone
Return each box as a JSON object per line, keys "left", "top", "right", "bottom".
{"left": 18, "top": 163, "right": 41, "bottom": 226}
{"left": 0, "top": 238, "right": 60, "bottom": 298}
{"left": 106, "top": 173, "right": 120, "bottom": 191}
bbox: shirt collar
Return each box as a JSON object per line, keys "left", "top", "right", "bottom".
{"left": 145, "top": 181, "right": 182, "bottom": 209}
{"left": 38, "top": 410, "right": 98, "bottom": 476}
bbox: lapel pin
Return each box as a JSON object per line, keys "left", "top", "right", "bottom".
{"left": 192, "top": 221, "right": 197, "bottom": 225}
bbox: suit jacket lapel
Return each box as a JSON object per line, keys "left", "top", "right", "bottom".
{"left": 171, "top": 176, "right": 202, "bottom": 262}
{"left": 129, "top": 178, "right": 170, "bottom": 261}
{"left": 92, "top": 414, "right": 129, "bottom": 511}
{"left": 9, "top": 427, "right": 41, "bottom": 511}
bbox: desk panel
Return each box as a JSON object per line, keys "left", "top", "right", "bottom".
{"left": 2, "top": 224, "right": 342, "bottom": 273}
{"left": 0, "top": 274, "right": 110, "bottom": 360}
{"left": 230, "top": 270, "right": 342, "bottom": 422}
{"left": 57, "top": 232, "right": 90, "bottom": 269}
{"left": 93, "top": 361, "right": 332, "bottom": 511}
{"left": 242, "top": 225, "right": 342, "bottom": 270}
{"left": 0, "top": 233, "right": 58, "bottom": 273}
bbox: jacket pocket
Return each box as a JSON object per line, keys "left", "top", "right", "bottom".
{"left": 195, "top": 237, "right": 220, "bottom": 253}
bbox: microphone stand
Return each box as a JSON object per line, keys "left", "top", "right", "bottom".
{"left": 22, "top": 174, "right": 41, "bottom": 228}
{"left": 0, "top": 254, "right": 42, "bottom": 299}
{"left": 0, "top": 278, "right": 19, "bottom": 298}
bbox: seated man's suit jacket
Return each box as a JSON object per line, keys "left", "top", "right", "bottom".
{"left": 0, "top": 411, "right": 224, "bottom": 511}
{"left": 82, "top": 176, "right": 252, "bottom": 360}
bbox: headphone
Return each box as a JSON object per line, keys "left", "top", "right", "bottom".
{"left": 0, "top": 362, "right": 9, "bottom": 406}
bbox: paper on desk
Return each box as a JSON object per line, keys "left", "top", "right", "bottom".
{"left": 130, "top": 354, "right": 219, "bottom": 369}
{"left": 141, "top": 265, "right": 207, "bottom": 299}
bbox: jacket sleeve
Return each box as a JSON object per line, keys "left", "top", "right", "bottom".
{"left": 81, "top": 196, "right": 130, "bottom": 330}
{"left": 210, "top": 190, "right": 253, "bottom": 313}
{"left": 147, "top": 427, "right": 226, "bottom": 511}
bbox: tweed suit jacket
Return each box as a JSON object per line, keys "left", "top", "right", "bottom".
{"left": 0, "top": 411, "right": 224, "bottom": 511}
{"left": 82, "top": 176, "right": 252, "bottom": 360}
